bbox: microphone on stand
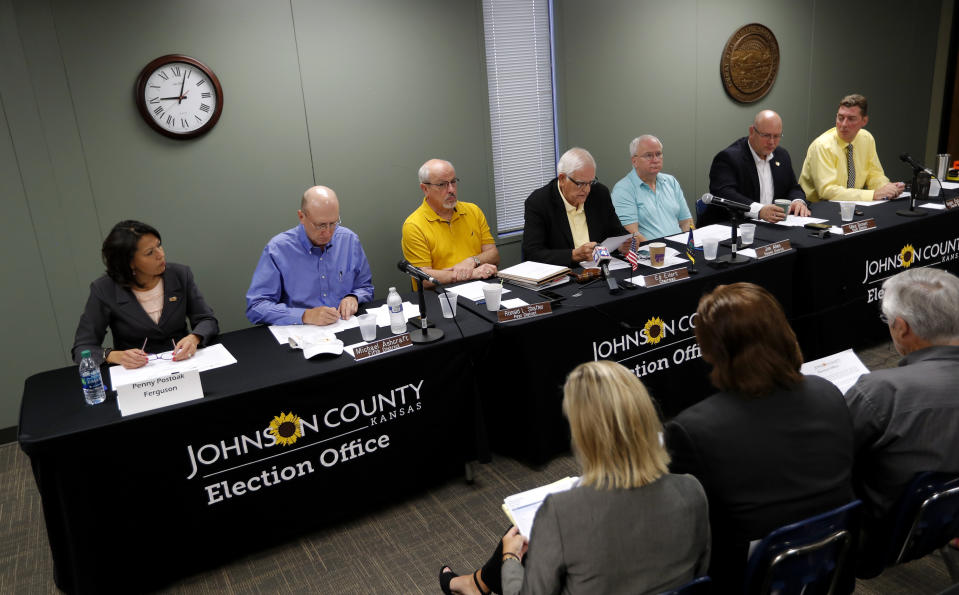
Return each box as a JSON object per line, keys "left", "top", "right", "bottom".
{"left": 899, "top": 153, "right": 934, "bottom": 175}
{"left": 397, "top": 259, "right": 441, "bottom": 286}
{"left": 700, "top": 193, "right": 750, "bottom": 212}
{"left": 592, "top": 245, "right": 621, "bottom": 294}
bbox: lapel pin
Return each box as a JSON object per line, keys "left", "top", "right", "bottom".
{"left": 775, "top": 161, "right": 780, "bottom": 167}
{"left": 169, "top": 296, "right": 178, "bottom": 302}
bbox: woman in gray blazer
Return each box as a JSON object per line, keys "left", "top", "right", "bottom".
{"left": 72, "top": 220, "right": 218, "bottom": 368}
{"left": 440, "top": 361, "right": 710, "bottom": 595}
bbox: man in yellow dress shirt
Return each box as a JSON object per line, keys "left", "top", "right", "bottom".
{"left": 401, "top": 158, "right": 499, "bottom": 287}
{"left": 799, "top": 94, "right": 904, "bottom": 202}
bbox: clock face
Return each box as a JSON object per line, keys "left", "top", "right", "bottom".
{"left": 135, "top": 55, "right": 223, "bottom": 139}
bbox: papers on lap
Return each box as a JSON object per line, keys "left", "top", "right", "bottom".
{"left": 800, "top": 348, "right": 870, "bottom": 394}
{"left": 502, "top": 476, "right": 579, "bottom": 537}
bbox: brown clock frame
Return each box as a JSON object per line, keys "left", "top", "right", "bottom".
{"left": 135, "top": 54, "right": 224, "bottom": 140}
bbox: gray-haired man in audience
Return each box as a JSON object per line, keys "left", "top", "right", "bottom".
{"left": 844, "top": 267, "right": 959, "bottom": 573}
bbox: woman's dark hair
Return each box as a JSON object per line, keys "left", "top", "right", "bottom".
{"left": 102, "top": 220, "right": 161, "bottom": 288}
{"left": 694, "top": 282, "right": 803, "bottom": 397}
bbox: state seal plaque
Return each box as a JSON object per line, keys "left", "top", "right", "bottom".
{"left": 720, "top": 23, "right": 780, "bottom": 103}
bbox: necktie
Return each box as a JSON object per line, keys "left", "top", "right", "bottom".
{"left": 846, "top": 143, "right": 856, "bottom": 188}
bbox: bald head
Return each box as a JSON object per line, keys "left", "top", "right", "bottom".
{"left": 748, "top": 110, "right": 783, "bottom": 159}
{"left": 301, "top": 185, "right": 339, "bottom": 214}
{"left": 298, "top": 186, "right": 340, "bottom": 246}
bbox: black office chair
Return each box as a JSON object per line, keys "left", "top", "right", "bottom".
{"left": 743, "top": 500, "right": 861, "bottom": 595}
{"left": 659, "top": 575, "right": 711, "bottom": 595}
{"left": 881, "top": 471, "right": 959, "bottom": 580}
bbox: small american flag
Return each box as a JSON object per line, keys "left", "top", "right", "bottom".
{"left": 685, "top": 227, "right": 696, "bottom": 265}
{"left": 626, "top": 236, "right": 639, "bottom": 271}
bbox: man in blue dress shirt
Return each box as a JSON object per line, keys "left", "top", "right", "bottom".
{"left": 612, "top": 135, "right": 693, "bottom": 241}
{"left": 246, "top": 186, "right": 374, "bottom": 326}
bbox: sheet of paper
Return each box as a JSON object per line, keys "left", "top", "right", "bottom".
{"left": 600, "top": 233, "right": 633, "bottom": 252}
{"left": 503, "top": 476, "right": 579, "bottom": 537}
{"left": 500, "top": 298, "right": 528, "bottom": 308}
{"left": 920, "top": 202, "right": 946, "bottom": 210}
{"left": 941, "top": 181, "right": 959, "bottom": 189}
{"left": 580, "top": 256, "right": 631, "bottom": 270}
{"left": 109, "top": 343, "right": 237, "bottom": 388}
{"left": 363, "top": 302, "right": 421, "bottom": 327}
{"left": 775, "top": 215, "right": 829, "bottom": 227}
{"left": 445, "top": 281, "right": 511, "bottom": 303}
{"left": 268, "top": 317, "right": 358, "bottom": 344}
{"left": 667, "top": 224, "right": 731, "bottom": 247}
{"left": 800, "top": 348, "right": 870, "bottom": 395}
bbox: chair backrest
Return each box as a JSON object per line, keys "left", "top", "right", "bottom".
{"left": 743, "top": 500, "right": 861, "bottom": 595}
{"left": 660, "top": 575, "right": 711, "bottom": 595}
{"left": 695, "top": 197, "right": 707, "bottom": 217}
{"left": 886, "top": 471, "right": 959, "bottom": 566}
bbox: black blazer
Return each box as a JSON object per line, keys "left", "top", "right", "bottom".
{"left": 72, "top": 262, "right": 219, "bottom": 363}
{"left": 664, "top": 375, "right": 854, "bottom": 591}
{"left": 521, "top": 178, "right": 627, "bottom": 268}
{"left": 701, "top": 137, "right": 806, "bottom": 227}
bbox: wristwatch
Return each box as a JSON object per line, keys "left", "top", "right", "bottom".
{"left": 472, "top": 256, "right": 481, "bottom": 267}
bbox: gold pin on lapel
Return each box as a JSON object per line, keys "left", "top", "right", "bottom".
{"left": 775, "top": 161, "right": 780, "bottom": 167}
{"left": 169, "top": 296, "right": 178, "bottom": 302}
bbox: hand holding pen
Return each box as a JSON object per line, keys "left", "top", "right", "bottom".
{"left": 172, "top": 334, "right": 200, "bottom": 361}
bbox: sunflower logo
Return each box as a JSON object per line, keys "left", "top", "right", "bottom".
{"left": 268, "top": 412, "right": 302, "bottom": 446}
{"left": 643, "top": 317, "right": 666, "bottom": 344}
{"left": 900, "top": 244, "right": 916, "bottom": 268}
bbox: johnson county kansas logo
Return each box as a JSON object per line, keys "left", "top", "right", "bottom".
{"left": 591, "top": 313, "right": 701, "bottom": 378}
{"left": 863, "top": 239, "right": 959, "bottom": 302}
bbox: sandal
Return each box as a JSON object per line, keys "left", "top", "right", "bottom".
{"left": 473, "top": 569, "right": 491, "bottom": 595}
{"left": 438, "top": 565, "right": 456, "bottom": 595}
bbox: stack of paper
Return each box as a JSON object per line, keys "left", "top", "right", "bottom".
{"left": 498, "top": 261, "right": 571, "bottom": 290}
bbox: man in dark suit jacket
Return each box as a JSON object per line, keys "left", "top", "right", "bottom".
{"left": 702, "top": 110, "right": 810, "bottom": 227}
{"left": 522, "top": 147, "right": 629, "bottom": 268}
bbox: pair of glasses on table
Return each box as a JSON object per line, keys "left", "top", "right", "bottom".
{"left": 141, "top": 338, "right": 179, "bottom": 361}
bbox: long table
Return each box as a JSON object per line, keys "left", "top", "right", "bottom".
{"left": 19, "top": 294, "right": 491, "bottom": 594}
{"left": 20, "top": 198, "right": 959, "bottom": 591}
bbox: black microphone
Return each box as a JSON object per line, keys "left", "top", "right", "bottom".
{"left": 700, "top": 193, "right": 750, "bottom": 212}
{"left": 397, "top": 260, "right": 440, "bottom": 285}
{"left": 899, "top": 153, "right": 934, "bottom": 175}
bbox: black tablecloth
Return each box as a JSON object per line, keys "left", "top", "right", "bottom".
{"left": 19, "top": 293, "right": 491, "bottom": 594}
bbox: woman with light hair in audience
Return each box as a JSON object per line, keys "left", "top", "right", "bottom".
{"left": 439, "top": 360, "right": 710, "bottom": 595}
{"left": 665, "top": 282, "right": 854, "bottom": 592}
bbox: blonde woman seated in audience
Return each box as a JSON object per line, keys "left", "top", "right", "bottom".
{"left": 440, "top": 360, "right": 710, "bottom": 595}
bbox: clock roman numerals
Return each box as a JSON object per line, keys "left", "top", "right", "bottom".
{"left": 137, "top": 55, "right": 221, "bottom": 137}
{"left": 199, "top": 104, "right": 211, "bottom": 113}
{"left": 181, "top": 118, "right": 190, "bottom": 129}
{"left": 195, "top": 115, "right": 203, "bottom": 122}
{"left": 201, "top": 92, "right": 211, "bottom": 99}
{"left": 166, "top": 114, "right": 174, "bottom": 126}
{"left": 171, "top": 66, "right": 182, "bottom": 77}
{"left": 158, "top": 71, "right": 169, "bottom": 81}
{"left": 148, "top": 97, "right": 160, "bottom": 104}
{"left": 195, "top": 79, "right": 205, "bottom": 87}
{"left": 153, "top": 106, "right": 164, "bottom": 117}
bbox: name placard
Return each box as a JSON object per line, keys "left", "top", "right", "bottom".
{"left": 116, "top": 368, "right": 204, "bottom": 417}
{"left": 841, "top": 218, "right": 876, "bottom": 235}
{"left": 497, "top": 301, "right": 552, "bottom": 322}
{"left": 755, "top": 239, "right": 792, "bottom": 259}
{"left": 945, "top": 197, "right": 959, "bottom": 210}
{"left": 353, "top": 333, "right": 412, "bottom": 360}
{"left": 643, "top": 267, "right": 689, "bottom": 288}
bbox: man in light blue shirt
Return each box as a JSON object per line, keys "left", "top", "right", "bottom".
{"left": 246, "top": 186, "right": 374, "bottom": 326}
{"left": 612, "top": 135, "right": 693, "bottom": 241}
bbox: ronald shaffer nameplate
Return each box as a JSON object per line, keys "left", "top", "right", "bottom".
{"left": 352, "top": 333, "right": 412, "bottom": 360}
{"left": 497, "top": 302, "right": 552, "bottom": 323}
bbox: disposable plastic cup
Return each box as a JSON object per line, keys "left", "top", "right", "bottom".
{"left": 740, "top": 223, "right": 756, "bottom": 246}
{"left": 840, "top": 202, "right": 855, "bottom": 222}
{"left": 703, "top": 237, "right": 719, "bottom": 261}
{"left": 438, "top": 293, "right": 457, "bottom": 318}
{"left": 482, "top": 283, "right": 503, "bottom": 311}
{"left": 358, "top": 313, "right": 377, "bottom": 342}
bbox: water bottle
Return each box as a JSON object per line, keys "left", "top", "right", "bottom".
{"left": 387, "top": 287, "right": 406, "bottom": 334}
{"left": 79, "top": 349, "right": 106, "bottom": 405}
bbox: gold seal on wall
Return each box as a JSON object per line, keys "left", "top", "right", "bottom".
{"left": 720, "top": 23, "right": 780, "bottom": 103}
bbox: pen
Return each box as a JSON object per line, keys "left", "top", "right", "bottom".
{"left": 141, "top": 337, "right": 148, "bottom": 352}
{"left": 171, "top": 338, "right": 178, "bottom": 357}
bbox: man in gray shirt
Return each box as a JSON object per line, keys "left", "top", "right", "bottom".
{"left": 845, "top": 267, "right": 959, "bottom": 571}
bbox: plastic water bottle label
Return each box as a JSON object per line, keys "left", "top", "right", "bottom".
{"left": 81, "top": 374, "right": 103, "bottom": 391}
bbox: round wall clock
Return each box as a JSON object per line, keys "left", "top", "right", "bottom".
{"left": 135, "top": 54, "right": 223, "bottom": 139}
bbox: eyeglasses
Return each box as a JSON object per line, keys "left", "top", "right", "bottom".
{"left": 147, "top": 352, "right": 174, "bottom": 361}
{"left": 636, "top": 151, "right": 664, "bottom": 160}
{"left": 754, "top": 130, "right": 783, "bottom": 141}
{"left": 424, "top": 178, "right": 460, "bottom": 190}
{"left": 305, "top": 218, "right": 341, "bottom": 232}
{"left": 567, "top": 176, "right": 599, "bottom": 189}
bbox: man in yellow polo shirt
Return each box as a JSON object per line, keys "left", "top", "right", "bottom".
{"left": 402, "top": 159, "right": 499, "bottom": 286}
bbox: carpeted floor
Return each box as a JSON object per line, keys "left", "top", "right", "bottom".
{"left": 2, "top": 341, "right": 956, "bottom": 594}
